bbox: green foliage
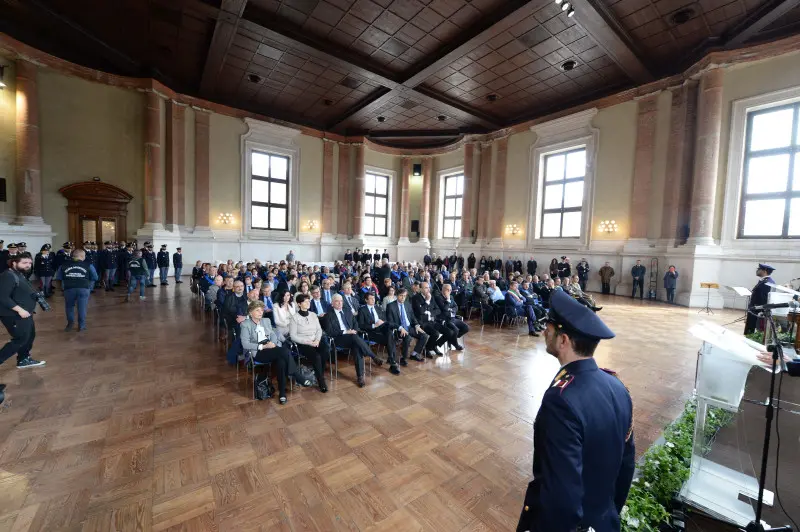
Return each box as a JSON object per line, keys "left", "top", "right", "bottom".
{"left": 621, "top": 400, "right": 734, "bottom": 531}
{"left": 745, "top": 330, "right": 795, "bottom": 345}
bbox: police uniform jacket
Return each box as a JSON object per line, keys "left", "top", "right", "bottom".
{"left": 99, "top": 249, "right": 116, "bottom": 270}
{"left": 143, "top": 250, "right": 157, "bottom": 269}
{"left": 157, "top": 250, "right": 170, "bottom": 268}
{"left": 344, "top": 252, "right": 353, "bottom": 262}
{"left": 527, "top": 259, "right": 537, "bottom": 275}
{"left": 173, "top": 252, "right": 183, "bottom": 268}
{"left": 750, "top": 276, "right": 774, "bottom": 307}
{"left": 517, "top": 358, "right": 635, "bottom": 532}
{"left": 577, "top": 262, "right": 590, "bottom": 280}
{"left": 631, "top": 264, "right": 646, "bottom": 280}
{"left": 117, "top": 250, "right": 131, "bottom": 271}
{"left": 557, "top": 262, "right": 572, "bottom": 278}
{"left": 53, "top": 249, "right": 69, "bottom": 274}
{"left": 34, "top": 253, "right": 55, "bottom": 277}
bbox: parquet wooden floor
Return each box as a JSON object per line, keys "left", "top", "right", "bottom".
{"left": 0, "top": 288, "right": 743, "bottom": 531}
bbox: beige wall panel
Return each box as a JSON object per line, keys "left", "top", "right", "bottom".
{"left": 506, "top": 130, "right": 535, "bottom": 242}
{"left": 208, "top": 113, "right": 246, "bottom": 230}
{"left": 649, "top": 90, "right": 673, "bottom": 240}
{"left": 184, "top": 106, "right": 196, "bottom": 228}
{"left": 298, "top": 134, "right": 323, "bottom": 231}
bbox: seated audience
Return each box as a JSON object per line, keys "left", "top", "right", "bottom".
{"left": 505, "top": 281, "right": 541, "bottom": 337}
{"left": 357, "top": 292, "right": 400, "bottom": 375}
{"left": 222, "top": 280, "right": 248, "bottom": 364}
{"left": 322, "top": 294, "right": 377, "bottom": 388}
{"left": 205, "top": 275, "right": 223, "bottom": 310}
{"left": 411, "top": 282, "right": 446, "bottom": 357}
{"left": 308, "top": 285, "right": 329, "bottom": 317}
{"left": 434, "top": 283, "right": 469, "bottom": 350}
{"left": 240, "top": 300, "right": 312, "bottom": 404}
{"left": 289, "top": 293, "right": 329, "bottom": 393}
{"left": 274, "top": 290, "right": 295, "bottom": 341}
{"left": 386, "top": 288, "right": 429, "bottom": 363}
{"left": 381, "top": 285, "right": 397, "bottom": 311}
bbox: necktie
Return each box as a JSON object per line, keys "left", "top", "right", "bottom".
{"left": 325, "top": 290, "right": 330, "bottom": 304}
{"left": 400, "top": 303, "right": 409, "bottom": 329}
{"left": 316, "top": 300, "right": 322, "bottom": 313}
{"left": 371, "top": 306, "right": 377, "bottom": 323}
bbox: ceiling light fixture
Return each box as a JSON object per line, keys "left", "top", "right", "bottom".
{"left": 561, "top": 2, "right": 570, "bottom": 11}
{"left": 437, "top": 115, "right": 447, "bottom": 121}
{"left": 377, "top": 116, "right": 386, "bottom": 122}
{"left": 486, "top": 94, "right": 498, "bottom": 102}
{"left": 670, "top": 7, "right": 695, "bottom": 25}
{"left": 323, "top": 99, "right": 333, "bottom": 106}
{"left": 567, "top": 7, "right": 575, "bottom": 16}
{"left": 561, "top": 59, "right": 577, "bottom": 71}
{"left": 247, "top": 73, "right": 261, "bottom": 83}
{"left": 555, "top": 0, "right": 563, "bottom": 4}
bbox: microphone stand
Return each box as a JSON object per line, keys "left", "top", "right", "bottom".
{"left": 744, "top": 308, "right": 791, "bottom": 532}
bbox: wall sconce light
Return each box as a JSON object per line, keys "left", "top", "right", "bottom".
{"left": 0, "top": 66, "right": 6, "bottom": 89}
{"left": 598, "top": 220, "right": 618, "bottom": 233}
{"left": 505, "top": 224, "right": 521, "bottom": 236}
{"left": 218, "top": 212, "right": 234, "bottom": 225}
{"left": 412, "top": 163, "right": 422, "bottom": 177}
{"left": 305, "top": 220, "right": 319, "bottom": 231}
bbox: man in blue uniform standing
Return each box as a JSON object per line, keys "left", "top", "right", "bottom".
{"left": 157, "top": 244, "right": 170, "bottom": 286}
{"left": 99, "top": 241, "right": 117, "bottom": 291}
{"left": 52, "top": 242, "right": 72, "bottom": 279}
{"left": 517, "top": 290, "right": 634, "bottom": 532}
{"left": 744, "top": 263, "right": 775, "bottom": 335}
{"left": 34, "top": 244, "right": 55, "bottom": 298}
{"left": 142, "top": 242, "right": 157, "bottom": 287}
{"left": 55, "top": 249, "right": 99, "bottom": 331}
{"left": 173, "top": 247, "right": 183, "bottom": 284}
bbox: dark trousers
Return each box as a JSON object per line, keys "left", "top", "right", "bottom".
{"left": 296, "top": 342, "right": 328, "bottom": 384}
{"left": 40, "top": 276, "right": 53, "bottom": 297}
{"left": 226, "top": 322, "right": 242, "bottom": 365}
{"left": 364, "top": 325, "right": 397, "bottom": 363}
{"left": 64, "top": 288, "right": 90, "bottom": 328}
{"left": 0, "top": 315, "right": 35, "bottom": 365}
{"left": 744, "top": 311, "right": 761, "bottom": 335}
{"left": 330, "top": 334, "right": 369, "bottom": 377}
{"left": 601, "top": 281, "right": 611, "bottom": 295}
{"left": 254, "top": 345, "right": 295, "bottom": 397}
{"left": 420, "top": 322, "right": 442, "bottom": 351}
{"left": 103, "top": 268, "right": 117, "bottom": 289}
{"left": 521, "top": 305, "right": 538, "bottom": 332}
{"left": 632, "top": 279, "right": 644, "bottom": 298}
{"left": 666, "top": 288, "right": 675, "bottom": 304}
{"left": 579, "top": 279, "right": 587, "bottom": 291}
{"left": 398, "top": 328, "right": 429, "bottom": 358}
{"left": 441, "top": 319, "right": 469, "bottom": 346}
{"left": 159, "top": 267, "right": 169, "bottom": 284}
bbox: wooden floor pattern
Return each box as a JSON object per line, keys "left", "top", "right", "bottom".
{"left": 0, "top": 288, "right": 743, "bottom": 532}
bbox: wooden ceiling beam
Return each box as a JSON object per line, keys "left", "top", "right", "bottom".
{"left": 725, "top": 0, "right": 800, "bottom": 46}
{"left": 199, "top": 0, "right": 248, "bottom": 97}
{"left": 567, "top": 0, "right": 653, "bottom": 84}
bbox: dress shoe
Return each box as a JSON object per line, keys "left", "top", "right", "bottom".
{"left": 453, "top": 343, "right": 464, "bottom": 351}
{"left": 389, "top": 365, "right": 400, "bottom": 375}
{"left": 399, "top": 357, "right": 408, "bottom": 367}
{"left": 279, "top": 396, "right": 287, "bottom": 405}
{"left": 0, "top": 384, "right": 5, "bottom": 406}
{"left": 357, "top": 377, "right": 366, "bottom": 388}
{"left": 319, "top": 382, "right": 328, "bottom": 393}
{"left": 434, "top": 347, "right": 444, "bottom": 357}
{"left": 64, "top": 323, "right": 74, "bottom": 332}
{"left": 593, "top": 306, "right": 603, "bottom": 311}
{"left": 411, "top": 353, "right": 424, "bottom": 362}
{"left": 425, "top": 351, "right": 435, "bottom": 359}
{"left": 372, "top": 356, "right": 383, "bottom": 367}
{"left": 529, "top": 330, "right": 540, "bottom": 337}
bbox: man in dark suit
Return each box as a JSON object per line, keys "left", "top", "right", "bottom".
{"left": 517, "top": 290, "right": 633, "bottom": 532}
{"left": 344, "top": 249, "right": 353, "bottom": 262}
{"left": 377, "top": 259, "right": 392, "bottom": 282}
{"left": 411, "top": 282, "right": 445, "bottom": 357}
{"left": 341, "top": 282, "right": 360, "bottom": 318}
{"left": 382, "top": 249, "right": 389, "bottom": 261}
{"left": 527, "top": 257, "right": 537, "bottom": 276}
{"left": 434, "top": 283, "right": 468, "bottom": 350}
{"left": 323, "top": 294, "right": 376, "bottom": 387}
{"left": 357, "top": 292, "right": 400, "bottom": 375}
{"left": 353, "top": 249, "right": 361, "bottom": 263}
{"left": 308, "top": 286, "right": 330, "bottom": 317}
{"left": 386, "top": 289, "right": 429, "bottom": 363}
{"left": 745, "top": 263, "right": 776, "bottom": 335}
{"left": 373, "top": 250, "right": 381, "bottom": 262}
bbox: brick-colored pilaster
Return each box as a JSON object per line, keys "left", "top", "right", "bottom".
{"left": 321, "top": 140, "right": 334, "bottom": 234}
{"left": 491, "top": 137, "right": 508, "bottom": 239}
{"left": 337, "top": 144, "right": 351, "bottom": 236}
{"left": 420, "top": 158, "right": 432, "bottom": 240}
{"left": 630, "top": 93, "right": 659, "bottom": 239}
{"left": 144, "top": 91, "right": 164, "bottom": 226}
{"left": 461, "top": 143, "right": 475, "bottom": 239}
{"left": 14, "top": 60, "right": 43, "bottom": 221}
{"left": 400, "top": 157, "right": 411, "bottom": 239}
{"left": 689, "top": 68, "right": 724, "bottom": 243}
{"left": 194, "top": 110, "right": 211, "bottom": 228}
{"left": 476, "top": 142, "right": 493, "bottom": 239}
{"left": 165, "top": 101, "right": 185, "bottom": 227}
{"left": 353, "top": 144, "right": 365, "bottom": 237}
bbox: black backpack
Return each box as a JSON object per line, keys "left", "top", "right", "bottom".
{"left": 254, "top": 374, "right": 275, "bottom": 400}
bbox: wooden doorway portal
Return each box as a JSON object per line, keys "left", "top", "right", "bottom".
{"left": 59, "top": 182, "right": 133, "bottom": 245}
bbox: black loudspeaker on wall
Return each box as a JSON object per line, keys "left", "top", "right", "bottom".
{"left": 0, "top": 178, "right": 6, "bottom": 202}
{"left": 411, "top": 220, "right": 419, "bottom": 234}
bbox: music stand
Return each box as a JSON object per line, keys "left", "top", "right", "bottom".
{"left": 698, "top": 282, "right": 719, "bottom": 314}
{"left": 725, "top": 286, "right": 752, "bottom": 324}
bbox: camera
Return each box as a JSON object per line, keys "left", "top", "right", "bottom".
{"left": 32, "top": 292, "right": 51, "bottom": 312}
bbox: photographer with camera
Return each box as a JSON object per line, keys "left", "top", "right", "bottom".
{"left": 55, "top": 249, "right": 99, "bottom": 331}
{"left": 0, "top": 253, "right": 47, "bottom": 369}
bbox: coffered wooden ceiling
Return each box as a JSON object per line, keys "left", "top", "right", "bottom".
{"left": 2, "top": 0, "right": 799, "bottom": 144}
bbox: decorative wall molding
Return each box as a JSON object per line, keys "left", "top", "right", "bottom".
{"left": 530, "top": 108, "right": 598, "bottom": 144}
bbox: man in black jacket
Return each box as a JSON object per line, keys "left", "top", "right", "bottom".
{"left": 0, "top": 253, "right": 46, "bottom": 370}
{"left": 357, "top": 292, "right": 400, "bottom": 375}
{"left": 34, "top": 244, "right": 55, "bottom": 298}
{"left": 99, "top": 241, "right": 117, "bottom": 291}
{"left": 142, "top": 242, "right": 157, "bottom": 286}
{"left": 322, "top": 294, "right": 376, "bottom": 387}
{"left": 157, "top": 244, "right": 170, "bottom": 285}
{"left": 386, "top": 289, "right": 429, "bottom": 363}
{"left": 411, "top": 282, "right": 445, "bottom": 357}
{"left": 173, "top": 247, "right": 184, "bottom": 284}
{"left": 527, "top": 257, "right": 537, "bottom": 276}
{"left": 434, "top": 283, "right": 468, "bottom": 350}
{"left": 631, "top": 260, "right": 646, "bottom": 299}
{"left": 223, "top": 280, "right": 248, "bottom": 365}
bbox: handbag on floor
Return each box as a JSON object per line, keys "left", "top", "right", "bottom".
{"left": 297, "top": 364, "right": 317, "bottom": 386}
{"left": 254, "top": 374, "right": 275, "bottom": 400}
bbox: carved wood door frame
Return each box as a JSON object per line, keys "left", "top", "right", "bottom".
{"left": 59, "top": 182, "right": 134, "bottom": 244}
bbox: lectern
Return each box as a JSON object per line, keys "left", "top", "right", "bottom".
{"left": 678, "top": 322, "right": 775, "bottom": 527}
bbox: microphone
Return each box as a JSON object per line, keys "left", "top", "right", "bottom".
{"left": 752, "top": 301, "right": 799, "bottom": 311}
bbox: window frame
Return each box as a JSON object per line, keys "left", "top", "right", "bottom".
{"left": 437, "top": 168, "right": 465, "bottom": 240}
{"left": 250, "top": 151, "right": 290, "bottom": 232}
{"left": 364, "top": 171, "right": 390, "bottom": 237}
{"left": 526, "top": 109, "right": 598, "bottom": 251}
{"left": 539, "top": 147, "right": 587, "bottom": 239}
{"left": 240, "top": 118, "right": 301, "bottom": 241}
{"left": 361, "top": 166, "right": 395, "bottom": 241}
{"left": 736, "top": 102, "right": 800, "bottom": 240}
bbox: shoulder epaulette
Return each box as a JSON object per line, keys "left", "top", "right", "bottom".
{"left": 551, "top": 369, "right": 574, "bottom": 394}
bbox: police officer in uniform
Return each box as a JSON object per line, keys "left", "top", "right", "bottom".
{"left": 55, "top": 248, "right": 98, "bottom": 331}
{"left": 157, "top": 244, "right": 170, "bottom": 285}
{"left": 99, "top": 241, "right": 117, "bottom": 291}
{"left": 52, "top": 242, "right": 72, "bottom": 278}
{"left": 34, "top": 244, "right": 55, "bottom": 298}
{"left": 116, "top": 241, "right": 130, "bottom": 286}
{"left": 142, "top": 242, "right": 157, "bottom": 286}
{"left": 83, "top": 241, "right": 97, "bottom": 291}
{"left": 517, "top": 290, "right": 634, "bottom": 532}
{"left": 744, "top": 263, "right": 776, "bottom": 335}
